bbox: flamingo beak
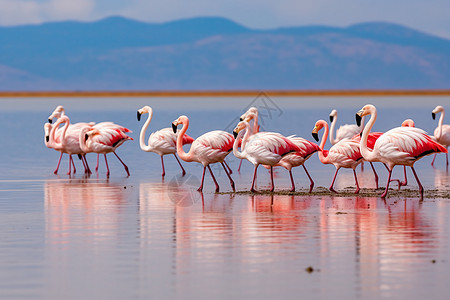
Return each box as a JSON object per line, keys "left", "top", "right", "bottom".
{"left": 329, "top": 115, "right": 334, "bottom": 123}
{"left": 432, "top": 112, "right": 436, "bottom": 120}
{"left": 312, "top": 132, "right": 319, "bottom": 142}
{"left": 355, "top": 114, "right": 362, "bottom": 127}
{"left": 172, "top": 122, "right": 178, "bottom": 134}
{"left": 239, "top": 117, "right": 244, "bottom": 121}
{"left": 233, "top": 130, "right": 238, "bottom": 139}
{"left": 137, "top": 111, "right": 141, "bottom": 121}
{"left": 85, "top": 134, "right": 89, "bottom": 142}
{"left": 48, "top": 118, "right": 53, "bottom": 124}
{"left": 46, "top": 136, "right": 49, "bottom": 143}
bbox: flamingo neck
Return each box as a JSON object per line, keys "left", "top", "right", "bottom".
{"left": 139, "top": 109, "right": 153, "bottom": 152}
{"left": 329, "top": 114, "right": 338, "bottom": 145}
{"left": 176, "top": 118, "right": 194, "bottom": 162}
{"left": 360, "top": 110, "right": 377, "bottom": 162}
{"left": 50, "top": 116, "right": 69, "bottom": 149}
{"left": 233, "top": 122, "right": 251, "bottom": 159}
{"left": 437, "top": 110, "right": 445, "bottom": 140}
{"left": 317, "top": 121, "right": 329, "bottom": 162}
{"left": 79, "top": 126, "right": 91, "bottom": 153}
{"left": 253, "top": 112, "right": 259, "bottom": 134}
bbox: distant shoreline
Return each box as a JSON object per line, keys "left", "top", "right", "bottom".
{"left": 1, "top": 90, "right": 450, "bottom": 98}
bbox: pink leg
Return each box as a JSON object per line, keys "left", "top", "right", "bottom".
{"left": 302, "top": 165, "right": 314, "bottom": 193}
{"left": 83, "top": 155, "right": 92, "bottom": 174}
{"left": 238, "top": 159, "right": 243, "bottom": 172}
{"left": 431, "top": 153, "right": 437, "bottom": 166}
{"left": 410, "top": 166, "right": 424, "bottom": 196}
{"left": 67, "top": 155, "right": 72, "bottom": 175}
{"left": 353, "top": 169, "right": 360, "bottom": 194}
{"left": 54, "top": 152, "right": 63, "bottom": 174}
{"left": 160, "top": 156, "right": 166, "bottom": 177}
{"left": 381, "top": 167, "right": 393, "bottom": 198}
{"left": 80, "top": 155, "right": 87, "bottom": 173}
{"left": 198, "top": 166, "right": 206, "bottom": 192}
{"left": 221, "top": 162, "right": 235, "bottom": 192}
{"left": 104, "top": 154, "right": 110, "bottom": 177}
{"left": 329, "top": 168, "right": 339, "bottom": 193}
{"left": 446, "top": 153, "right": 449, "bottom": 167}
{"left": 250, "top": 165, "right": 258, "bottom": 193}
{"left": 71, "top": 156, "right": 76, "bottom": 174}
{"left": 113, "top": 152, "right": 130, "bottom": 176}
{"left": 96, "top": 154, "right": 100, "bottom": 172}
{"left": 173, "top": 154, "right": 186, "bottom": 176}
{"left": 270, "top": 166, "right": 275, "bottom": 192}
{"left": 369, "top": 162, "right": 379, "bottom": 189}
{"left": 207, "top": 165, "right": 220, "bottom": 192}
{"left": 224, "top": 160, "right": 232, "bottom": 174}
{"left": 360, "top": 161, "right": 364, "bottom": 171}
{"left": 289, "top": 170, "right": 295, "bottom": 192}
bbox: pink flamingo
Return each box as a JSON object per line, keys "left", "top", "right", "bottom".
{"left": 233, "top": 121, "right": 301, "bottom": 192}
{"left": 431, "top": 105, "right": 450, "bottom": 167}
{"left": 329, "top": 109, "right": 365, "bottom": 144}
{"left": 356, "top": 104, "right": 447, "bottom": 198}
{"left": 47, "top": 115, "right": 92, "bottom": 175}
{"left": 137, "top": 106, "right": 194, "bottom": 177}
{"left": 79, "top": 126, "right": 133, "bottom": 177}
{"left": 312, "top": 120, "right": 363, "bottom": 193}
{"left": 390, "top": 119, "right": 416, "bottom": 188}
{"left": 237, "top": 107, "right": 260, "bottom": 172}
{"left": 171, "top": 115, "right": 235, "bottom": 192}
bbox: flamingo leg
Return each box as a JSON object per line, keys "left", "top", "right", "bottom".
{"left": 369, "top": 162, "right": 379, "bottom": 189}
{"left": 329, "top": 168, "right": 340, "bottom": 193}
{"left": 224, "top": 160, "right": 232, "bottom": 174}
{"left": 250, "top": 165, "right": 259, "bottom": 193}
{"left": 173, "top": 154, "right": 186, "bottom": 176}
{"left": 360, "top": 161, "right": 364, "bottom": 172}
{"left": 113, "top": 152, "right": 130, "bottom": 176}
{"left": 270, "top": 166, "right": 275, "bottom": 192}
{"left": 71, "top": 156, "right": 76, "bottom": 174}
{"left": 431, "top": 153, "right": 437, "bottom": 166}
{"left": 80, "top": 155, "right": 87, "bottom": 173}
{"left": 160, "top": 156, "right": 166, "bottom": 177}
{"left": 207, "top": 165, "right": 220, "bottom": 192}
{"left": 67, "top": 155, "right": 72, "bottom": 175}
{"left": 353, "top": 169, "right": 360, "bottom": 194}
{"left": 198, "top": 166, "right": 206, "bottom": 192}
{"left": 288, "top": 170, "right": 295, "bottom": 192}
{"left": 84, "top": 155, "right": 92, "bottom": 174}
{"left": 96, "top": 154, "right": 100, "bottom": 172}
{"left": 302, "top": 165, "right": 314, "bottom": 193}
{"left": 380, "top": 167, "right": 393, "bottom": 198}
{"left": 54, "top": 152, "right": 63, "bottom": 174}
{"left": 104, "top": 154, "right": 110, "bottom": 177}
{"left": 410, "top": 166, "right": 424, "bottom": 196}
{"left": 237, "top": 159, "right": 243, "bottom": 172}
{"left": 221, "top": 162, "right": 235, "bottom": 192}
{"left": 447, "top": 153, "right": 449, "bottom": 167}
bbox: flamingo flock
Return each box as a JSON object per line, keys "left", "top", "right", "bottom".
{"left": 43, "top": 104, "right": 448, "bottom": 198}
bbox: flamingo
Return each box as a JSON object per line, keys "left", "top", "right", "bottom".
{"left": 312, "top": 120, "right": 363, "bottom": 193}
{"left": 47, "top": 115, "right": 92, "bottom": 175}
{"left": 237, "top": 107, "right": 260, "bottom": 172}
{"left": 171, "top": 115, "right": 235, "bottom": 192}
{"left": 137, "top": 106, "right": 194, "bottom": 177}
{"left": 233, "top": 120, "right": 301, "bottom": 192}
{"left": 431, "top": 105, "right": 450, "bottom": 167}
{"left": 389, "top": 119, "right": 416, "bottom": 188}
{"left": 329, "top": 109, "right": 365, "bottom": 145}
{"left": 356, "top": 104, "right": 447, "bottom": 198}
{"left": 79, "top": 125, "right": 133, "bottom": 177}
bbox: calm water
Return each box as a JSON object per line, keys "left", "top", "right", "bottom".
{"left": 0, "top": 96, "right": 450, "bottom": 299}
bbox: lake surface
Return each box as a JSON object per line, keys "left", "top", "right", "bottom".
{"left": 1, "top": 96, "right": 449, "bottom": 299}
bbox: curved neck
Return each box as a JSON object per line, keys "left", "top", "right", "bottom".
{"left": 253, "top": 112, "right": 259, "bottom": 134}
{"left": 317, "top": 122, "right": 329, "bottom": 162}
{"left": 437, "top": 110, "right": 445, "bottom": 139}
{"left": 50, "top": 116, "right": 69, "bottom": 148}
{"left": 233, "top": 122, "right": 251, "bottom": 159}
{"left": 329, "top": 115, "right": 338, "bottom": 145}
{"left": 139, "top": 109, "right": 153, "bottom": 151}
{"left": 360, "top": 110, "right": 377, "bottom": 161}
{"left": 176, "top": 118, "right": 194, "bottom": 162}
{"left": 79, "top": 126, "right": 91, "bottom": 152}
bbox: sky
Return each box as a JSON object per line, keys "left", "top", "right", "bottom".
{"left": 1, "top": 0, "right": 450, "bottom": 39}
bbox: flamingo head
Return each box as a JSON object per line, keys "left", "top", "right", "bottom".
{"left": 243, "top": 112, "right": 257, "bottom": 123}
{"left": 172, "top": 115, "right": 188, "bottom": 134}
{"left": 48, "top": 106, "right": 65, "bottom": 123}
{"left": 311, "top": 121, "right": 325, "bottom": 142}
{"left": 137, "top": 106, "right": 152, "bottom": 122}
{"left": 329, "top": 109, "right": 337, "bottom": 123}
{"left": 233, "top": 121, "right": 247, "bottom": 139}
{"left": 356, "top": 104, "right": 375, "bottom": 126}
{"left": 240, "top": 106, "right": 258, "bottom": 121}
{"left": 401, "top": 119, "right": 415, "bottom": 128}
{"left": 84, "top": 128, "right": 100, "bottom": 141}
{"left": 44, "top": 123, "right": 52, "bottom": 143}
{"left": 432, "top": 105, "right": 444, "bottom": 120}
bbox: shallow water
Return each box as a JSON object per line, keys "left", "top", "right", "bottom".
{"left": 0, "top": 96, "right": 450, "bottom": 299}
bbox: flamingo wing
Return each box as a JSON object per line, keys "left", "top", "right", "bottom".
{"left": 336, "top": 124, "right": 361, "bottom": 141}
{"left": 329, "top": 139, "right": 363, "bottom": 165}
{"left": 196, "top": 130, "right": 234, "bottom": 152}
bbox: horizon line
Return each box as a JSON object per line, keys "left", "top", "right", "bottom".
{"left": 1, "top": 90, "right": 450, "bottom": 98}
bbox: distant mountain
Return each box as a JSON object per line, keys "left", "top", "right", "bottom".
{"left": 1, "top": 16, "right": 449, "bottom": 90}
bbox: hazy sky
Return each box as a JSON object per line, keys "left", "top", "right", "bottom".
{"left": 1, "top": 0, "right": 450, "bottom": 38}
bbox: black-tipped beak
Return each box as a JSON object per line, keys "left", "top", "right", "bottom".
{"left": 432, "top": 112, "right": 436, "bottom": 120}
{"left": 137, "top": 111, "right": 141, "bottom": 121}
{"left": 355, "top": 114, "right": 362, "bottom": 127}
{"left": 239, "top": 117, "right": 244, "bottom": 121}
{"left": 48, "top": 118, "right": 52, "bottom": 124}
{"left": 172, "top": 123, "right": 177, "bottom": 134}
{"left": 233, "top": 131, "right": 238, "bottom": 139}
{"left": 312, "top": 132, "right": 319, "bottom": 142}
{"left": 329, "top": 115, "right": 334, "bottom": 123}
{"left": 85, "top": 134, "right": 89, "bottom": 142}
{"left": 46, "top": 136, "right": 49, "bottom": 143}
